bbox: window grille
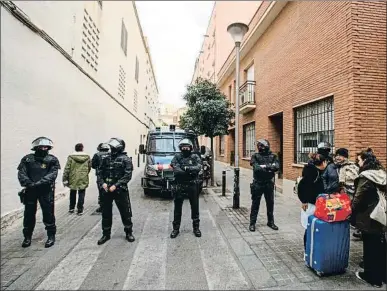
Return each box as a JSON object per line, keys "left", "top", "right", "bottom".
{"left": 294, "top": 96, "right": 335, "bottom": 164}
{"left": 243, "top": 122, "right": 255, "bottom": 158}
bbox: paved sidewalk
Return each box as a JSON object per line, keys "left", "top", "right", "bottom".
{"left": 204, "top": 161, "right": 375, "bottom": 290}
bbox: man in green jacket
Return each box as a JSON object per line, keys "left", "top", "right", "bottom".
{"left": 63, "top": 143, "right": 91, "bottom": 215}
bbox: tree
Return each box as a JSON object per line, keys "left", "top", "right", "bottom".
{"left": 179, "top": 78, "right": 234, "bottom": 186}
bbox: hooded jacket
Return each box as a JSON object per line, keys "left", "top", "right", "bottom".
{"left": 352, "top": 169, "right": 387, "bottom": 233}
{"left": 63, "top": 152, "right": 91, "bottom": 190}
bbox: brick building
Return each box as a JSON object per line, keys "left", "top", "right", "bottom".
{"left": 214, "top": 1, "right": 386, "bottom": 186}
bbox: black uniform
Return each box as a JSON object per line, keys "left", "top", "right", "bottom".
{"left": 17, "top": 153, "right": 60, "bottom": 239}
{"left": 91, "top": 151, "right": 109, "bottom": 210}
{"left": 97, "top": 151, "right": 133, "bottom": 237}
{"left": 171, "top": 152, "right": 202, "bottom": 231}
{"left": 249, "top": 151, "right": 279, "bottom": 227}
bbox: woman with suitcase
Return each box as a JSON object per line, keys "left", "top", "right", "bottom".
{"left": 298, "top": 153, "right": 326, "bottom": 252}
{"left": 352, "top": 148, "right": 386, "bottom": 288}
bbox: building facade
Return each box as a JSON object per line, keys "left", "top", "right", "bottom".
{"left": 213, "top": 1, "right": 386, "bottom": 187}
{"left": 190, "top": 1, "right": 262, "bottom": 156}
{"left": 1, "top": 1, "right": 159, "bottom": 216}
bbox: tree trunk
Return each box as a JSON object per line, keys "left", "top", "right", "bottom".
{"left": 210, "top": 137, "right": 215, "bottom": 187}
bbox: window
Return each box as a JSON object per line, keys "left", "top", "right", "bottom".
{"left": 98, "top": 1, "right": 102, "bottom": 9}
{"left": 294, "top": 97, "right": 335, "bottom": 164}
{"left": 120, "top": 19, "right": 128, "bottom": 56}
{"left": 219, "top": 136, "right": 225, "bottom": 156}
{"left": 135, "top": 56, "right": 139, "bottom": 83}
{"left": 243, "top": 122, "right": 255, "bottom": 158}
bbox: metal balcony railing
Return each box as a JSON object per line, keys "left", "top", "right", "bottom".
{"left": 239, "top": 80, "right": 256, "bottom": 107}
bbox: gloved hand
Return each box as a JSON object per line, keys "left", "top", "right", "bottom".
{"left": 26, "top": 182, "right": 36, "bottom": 188}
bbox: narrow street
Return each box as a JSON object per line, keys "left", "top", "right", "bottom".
{"left": 0, "top": 163, "right": 379, "bottom": 290}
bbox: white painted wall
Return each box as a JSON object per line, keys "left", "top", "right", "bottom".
{"left": 0, "top": 6, "right": 149, "bottom": 216}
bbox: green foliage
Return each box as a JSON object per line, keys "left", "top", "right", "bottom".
{"left": 179, "top": 78, "right": 234, "bottom": 138}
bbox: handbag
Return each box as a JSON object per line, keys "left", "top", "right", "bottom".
{"left": 370, "top": 188, "right": 387, "bottom": 226}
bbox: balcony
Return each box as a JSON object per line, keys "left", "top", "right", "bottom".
{"left": 239, "top": 80, "right": 256, "bottom": 114}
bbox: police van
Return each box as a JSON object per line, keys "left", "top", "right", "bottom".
{"left": 139, "top": 125, "right": 204, "bottom": 197}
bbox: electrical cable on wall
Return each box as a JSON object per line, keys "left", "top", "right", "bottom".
{"left": 1, "top": 0, "right": 149, "bottom": 129}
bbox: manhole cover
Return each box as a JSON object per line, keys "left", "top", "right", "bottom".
{"left": 212, "top": 188, "right": 231, "bottom": 194}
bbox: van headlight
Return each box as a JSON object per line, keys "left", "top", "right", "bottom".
{"left": 146, "top": 166, "right": 158, "bottom": 176}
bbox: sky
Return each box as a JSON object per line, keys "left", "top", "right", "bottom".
{"left": 136, "top": 1, "right": 214, "bottom": 108}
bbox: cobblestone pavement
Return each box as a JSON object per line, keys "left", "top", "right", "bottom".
{"left": 207, "top": 161, "right": 378, "bottom": 290}
{"left": 0, "top": 163, "right": 381, "bottom": 290}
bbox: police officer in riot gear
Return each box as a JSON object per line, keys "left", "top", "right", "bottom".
{"left": 170, "top": 139, "right": 202, "bottom": 239}
{"left": 96, "top": 138, "right": 135, "bottom": 245}
{"left": 249, "top": 139, "right": 280, "bottom": 232}
{"left": 17, "top": 137, "right": 61, "bottom": 248}
{"left": 91, "top": 143, "right": 110, "bottom": 213}
{"left": 317, "top": 141, "right": 334, "bottom": 163}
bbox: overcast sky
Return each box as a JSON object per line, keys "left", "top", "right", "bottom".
{"left": 136, "top": 1, "right": 214, "bottom": 108}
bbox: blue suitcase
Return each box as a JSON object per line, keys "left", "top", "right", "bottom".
{"left": 305, "top": 215, "right": 350, "bottom": 276}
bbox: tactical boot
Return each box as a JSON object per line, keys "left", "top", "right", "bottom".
{"left": 267, "top": 222, "right": 279, "bottom": 231}
{"left": 249, "top": 224, "right": 256, "bottom": 232}
{"left": 170, "top": 229, "right": 180, "bottom": 239}
{"left": 193, "top": 228, "right": 202, "bottom": 237}
{"left": 95, "top": 207, "right": 102, "bottom": 214}
{"left": 45, "top": 235, "right": 55, "bottom": 248}
{"left": 97, "top": 235, "right": 110, "bottom": 245}
{"left": 22, "top": 237, "right": 32, "bottom": 248}
{"left": 126, "top": 232, "right": 135, "bottom": 243}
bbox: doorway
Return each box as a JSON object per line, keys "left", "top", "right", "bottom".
{"left": 269, "top": 112, "right": 283, "bottom": 178}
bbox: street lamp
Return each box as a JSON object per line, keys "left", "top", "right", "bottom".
{"left": 227, "top": 22, "right": 249, "bottom": 209}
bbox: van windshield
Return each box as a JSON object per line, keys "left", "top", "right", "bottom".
{"left": 147, "top": 134, "right": 199, "bottom": 153}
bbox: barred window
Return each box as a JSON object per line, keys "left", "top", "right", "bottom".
{"left": 294, "top": 97, "right": 335, "bottom": 164}
{"left": 219, "top": 135, "right": 225, "bottom": 156}
{"left": 243, "top": 122, "right": 255, "bottom": 158}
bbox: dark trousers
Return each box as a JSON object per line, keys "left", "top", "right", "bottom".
{"left": 173, "top": 184, "right": 200, "bottom": 230}
{"left": 362, "top": 232, "right": 386, "bottom": 285}
{"left": 97, "top": 184, "right": 104, "bottom": 208}
{"left": 250, "top": 182, "right": 275, "bottom": 225}
{"left": 69, "top": 189, "right": 86, "bottom": 211}
{"left": 102, "top": 190, "right": 133, "bottom": 236}
{"left": 23, "top": 186, "right": 56, "bottom": 237}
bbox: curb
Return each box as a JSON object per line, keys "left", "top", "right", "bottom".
{"left": 0, "top": 189, "right": 69, "bottom": 232}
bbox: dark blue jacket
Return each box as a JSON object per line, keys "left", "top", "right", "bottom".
{"left": 322, "top": 162, "right": 340, "bottom": 194}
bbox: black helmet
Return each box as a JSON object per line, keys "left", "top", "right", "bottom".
{"left": 31, "top": 137, "right": 53, "bottom": 151}
{"left": 257, "top": 139, "right": 270, "bottom": 153}
{"left": 97, "top": 143, "right": 110, "bottom": 152}
{"left": 108, "top": 138, "right": 125, "bottom": 152}
{"left": 178, "top": 138, "right": 193, "bottom": 151}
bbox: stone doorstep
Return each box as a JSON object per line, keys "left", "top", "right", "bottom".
{"left": 0, "top": 189, "right": 69, "bottom": 232}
